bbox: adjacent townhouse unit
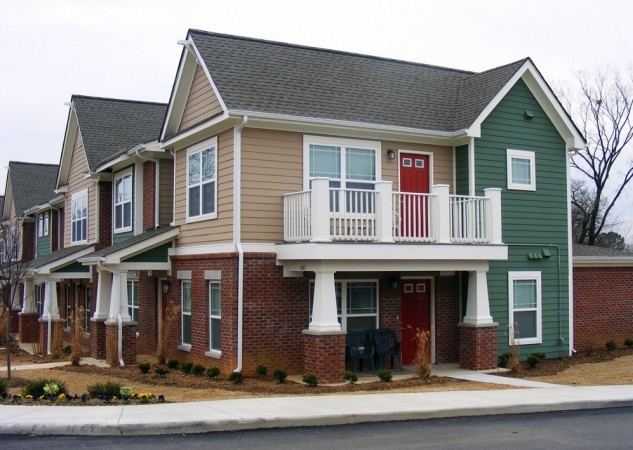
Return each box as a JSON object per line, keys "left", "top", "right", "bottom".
{"left": 156, "top": 30, "right": 584, "bottom": 381}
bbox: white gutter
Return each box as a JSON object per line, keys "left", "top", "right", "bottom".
{"left": 155, "top": 160, "right": 160, "bottom": 228}
{"left": 169, "top": 150, "right": 176, "bottom": 226}
{"left": 233, "top": 115, "right": 248, "bottom": 373}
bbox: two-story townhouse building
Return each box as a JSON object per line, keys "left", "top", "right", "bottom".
{"left": 157, "top": 30, "right": 584, "bottom": 382}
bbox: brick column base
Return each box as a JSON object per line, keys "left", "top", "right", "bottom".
{"left": 90, "top": 319, "right": 107, "bottom": 359}
{"left": 302, "top": 331, "right": 345, "bottom": 383}
{"left": 105, "top": 322, "right": 137, "bottom": 366}
{"left": 19, "top": 313, "right": 40, "bottom": 343}
{"left": 459, "top": 323, "right": 498, "bottom": 370}
{"left": 38, "top": 319, "right": 64, "bottom": 355}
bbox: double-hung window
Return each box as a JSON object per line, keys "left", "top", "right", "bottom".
{"left": 508, "top": 271, "right": 542, "bottom": 345}
{"left": 187, "top": 137, "right": 217, "bottom": 221}
{"left": 71, "top": 190, "right": 88, "bottom": 244}
{"left": 209, "top": 282, "right": 221, "bottom": 353}
{"left": 309, "top": 280, "right": 378, "bottom": 332}
{"left": 114, "top": 169, "right": 133, "bottom": 232}
{"left": 181, "top": 281, "right": 192, "bottom": 346}
{"left": 38, "top": 212, "right": 49, "bottom": 237}
{"left": 127, "top": 280, "right": 139, "bottom": 329}
{"left": 35, "top": 284, "right": 44, "bottom": 316}
{"left": 507, "top": 149, "right": 536, "bottom": 191}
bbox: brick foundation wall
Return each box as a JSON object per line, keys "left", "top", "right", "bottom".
{"left": 143, "top": 161, "right": 156, "bottom": 231}
{"left": 573, "top": 266, "right": 633, "bottom": 351}
{"left": 105, "top": 323, "right": 137, "bottom": 365}
{"left": 138, "top": 273, "right": 157, "bottom": 355}
{"left": 19, "top": 313, "right": 39, "bottom": 343}
{"left": 38, "top": 320, "right": 64, "bottom": 355}
{"left": 435, "top": 274, "right": 460, "bottom": 363}
{"left": 303, "top": 332, "right": 346, "bottom": 383}
{"left": 459, "top": 324, "right": 498, "bottom": 370}
{"left": 90, "top": 320, "right": 107, "bottom": 359}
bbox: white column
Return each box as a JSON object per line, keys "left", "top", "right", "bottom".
{"left": 93, "top": 268, "right": 112, "bottom": 320}
{"left": 41, "top": 280, "right": 60, "bottom": 320}
{"left": 108, "top": 272, "right": 132, "bottom": 323}
{"left": 432, "top": 184, "right": 451, "bottom": 244}
{"left": 21, "top": 279, "right": 37, "bottom": 313}
{"left": 310, "top": 178, "right": 331, "bottom": 243}
{"left": 484, "top": 188, "right": 502, "bottom": 244}
{"left": 309, "top": 270, "right": 341, "bottom": 332}
{"left": 375, "top": 181, "right": 394, "bottom": 243}
{"left": 463, "top": 270, "right": 494, "bottom": 325}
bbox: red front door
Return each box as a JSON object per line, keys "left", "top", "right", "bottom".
{"left": 399, "top": 153, "right": 430, "bottom": 238}
{"left": 400, "top": 279, "right": 431, "bottom": 365}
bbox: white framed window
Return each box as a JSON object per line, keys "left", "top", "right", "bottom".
{"left": 127, "top": 280, "right": 139, "bottom": 329}
{"left": 507, "top": 149, "right": 536, "bottom": 191}
{"left": 38, "top": 212, "right": 49, "bottom": 237}
{"left": 84, "top": 286, "right": 91, "bottom": 333}
{"left": 71, "top": 190, "right": 88, "bottom": 244}
{"left": 209, "top": 282, "right": 221, "bottom": 353}
{"left": 508, "top": 271, "right": 542, "bottom": 345}
{"left": 66, "top": 286, "right": 72, "bottom": 329}
{"left": 35, "top": 284, "right": 45, "bottom": 316}
{"left": 114, "top": 168, "right": 133, "bottom": 232}
{"left": 181, "top": 281, "right": 192, "bottom": 345}
{"left": 186, "top": 137, "right": 217, "bottom": 222}
{"left": 309, "top": 280, "right": 378, "bottom": 332}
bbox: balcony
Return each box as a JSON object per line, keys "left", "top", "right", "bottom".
{"left": 283, "top": 178, "right": 502, "bottom": 245}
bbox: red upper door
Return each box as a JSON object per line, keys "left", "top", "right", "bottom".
{"left": 399, "top": 153, "right": 430, "bottom": 194}
{"left": 399, "top": 153, "right": 430, "bottom": 238}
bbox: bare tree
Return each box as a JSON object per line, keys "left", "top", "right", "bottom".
{"left": 565, "top": 68, "right": 633, "bottom": 246}
{"left": 0, "top": 223, "right": 31, "bottom": 379}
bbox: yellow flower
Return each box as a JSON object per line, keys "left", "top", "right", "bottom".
{"left": 58, "top": 393, "right": 65, "bottom": 400}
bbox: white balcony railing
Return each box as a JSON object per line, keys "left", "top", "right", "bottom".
{"left": 283, "top": 178, "right": 502, "bottom": 245}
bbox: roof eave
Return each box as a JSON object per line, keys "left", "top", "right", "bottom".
{"left": 574, "top": 257, "right": 633, "bottom": 267}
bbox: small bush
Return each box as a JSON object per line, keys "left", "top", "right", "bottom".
{"left": 181, "top": 362, "right": 194, "bottom": 374}
{"left": 498, "top": 351, "right": 512, "bottom": 368}
{"left": 0, "top": 378, "right": 7, "bottom": 397}
{"left": 23, "top": 379, "right": 68, "bottom": 398}
{"left": 155, "top": 367, "right": 169, "bottom": 378}
{"left": 87, "top": 382, "right": 122, "bottom": 399}
{"left": 207, "top": 367, "right": 221, "bottom": 378}
{"left": 138, "top": 362, "right": 151, "bottom": 374}
{"left": 167, "top": 359, "right": 179, "bottom": 369}
{"left": 526, "top": 354, "right": 540, "bottom": 368}
{"left": 377, "top": 369, "right": 392, "bottom": 382}
{"left": 532, "top": 352, "right": 546, "bottom": 360}
{"left": 62, "top": 345, "right": 72, "bottom": 355}
{"left": 343, "top": 370, "right": 358, "bottom": 383}
{"left": 191, "top": 364, "right": 205, "bottom": 376}
{"left": 302, "top": 374, "right": 318, "bottom": 387}
{"left": 273, "top": 368, "right": 288, "bottom": 383}
{"left": 624, "top": 338, "right": 633, "bottom": 349}
{"left": 606, "top": 340, "right": 617, "bottom": 351}
{"left": 228, "top": 371, "right": 244, "bottom": 384}
{"left": 255, "top": 364, "right": 268, "bottom": 377}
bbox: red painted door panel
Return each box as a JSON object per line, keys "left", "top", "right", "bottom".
{"left": 399, "top": 154, "right": 430, "bottom": 238}
{"left": 400, "top": 279, "right": 431, "bottom": 365}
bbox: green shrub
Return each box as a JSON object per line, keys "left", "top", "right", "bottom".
{"left": 532, "top": 352, "right": 546, "bottom": 360}
{"left": 526, "top": 354, "right": 540, "bottom": 368}
{"left": 377, "top": 369, "right": 392, "bottom": 382}
{"left": 498, "top": 351, "right": 512, "bottom": 368}
{"left": 191, "top": 364, "right": 205, "bottom": 376}
{"left": 181, "top": 362, "right": 194, "bottom": 374}
{"left": 87, "top": 382, "right": 121, "bottom": 399}
{"left": 0, "top": 378, "right": 8, "bottom": 397}
{"left": 273, "top": 368, "right": 288, "bottom": 383}
{"left": 23, "top": 379, "right": 68, "bottom": 398}
{"left": 343, "top": 370, "right": 358, "bottom": 383}
{"left": 255, "top": 364, "right": 268, "bottom": 377}
{"left": 167, "top": 359, "right": 179, "bottom": 369}
{"left": 155, "top": 367, "right": 169, "bottom": 377}
{"left": 624, "top": 338, "right": 633, "bottom": 349}
{"left": 228, "top": 371, "right": 244, "bottom": 384}
{"left": 302, "top": 374, "right": 318, "bottom": 387}
{"left": 606, "top": 340, "right": 617, "bottom": 351}
{"left": 138, "top": 362, "right": 151, "bottom": 374}
{"left": 207, "top": 367, "right": 221, "bottom": 378}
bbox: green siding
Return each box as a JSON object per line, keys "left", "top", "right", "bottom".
{"left": 55, "top": 262, "right": 89, "bottom": 273}
{"left": 475, "top": 79, "right": 570, "bottom": 359}
{"left": 124, "top": 242, "right": 171, "bottom": 263}
{"left": 454, "top": 144, "right": 469, "bottom": 195}
{"left": 113, "top": 231, "right": 134, "bottom": 245}
{"left": 36, "top": 235, "right": 51, "bottom": 258}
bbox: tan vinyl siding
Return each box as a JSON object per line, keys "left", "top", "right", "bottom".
{"left": 64, "top": 129, "right": 94, "bottom": 247}
{"left": 178, "top": 65, "right": 223, "bottom": 132}
{"left": 174, "top": 129, "right": 234, "bottom": 246}
{"left": 158, "top": 159, "right": 174, "bottom": 226}
{"left": 381, "top": 141, "right": 453, "bottom": 190}
{"left": 241, "top": 129, "right": 302, "bottom": 243}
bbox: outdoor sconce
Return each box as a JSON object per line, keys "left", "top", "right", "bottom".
{"left": 162, "top": 281, "right": 171, "bottom": 293}
{"left": 386, "top": 149, "right": 396, "bottom": 160}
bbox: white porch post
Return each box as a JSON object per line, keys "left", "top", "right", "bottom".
{"left": 107, "top": 272, "right": 132, "bottom": 323}
{"left": 375, "top": 181, "right": 394, "bottom": 243}
{"left": 41, "top": 280, "right": 60, "bottom": 320}
{"left": 310, "top": 178, "right": 331, "bottom": 243}
{"left": 484, "top": 188, "right": 502, "bottom": 244}
{"left": 21, "top": 278, "right": 37, "bottom": 313}
{"left": 93, "top": 267, "right": 112, "bottom": 320}
{"left": 431, "top": 184, "right": 451, "bottom": 243}
{"left": 309, "top": 270, "right": 341, "bottom": 332}
{"left": 463, "top": 270, "right": 494, "bottom": 325}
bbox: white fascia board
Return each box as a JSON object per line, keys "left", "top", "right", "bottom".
{"left": 101, "top": 262, "right": 172, "bottom": 272}
{"left": 36, "top": 271, "right": 92, "bottom": 281}
{"left": 159, "top": 113, "right": 232, "bottom": 149}
{"left": 168, "top": 242, "right": 276, "bottom": 257}
{"left": 57, "top": 107, "right": 78, "bottom": 189}
{"left": 574, "top": 257, "right": 633, "bottom": 267}
{"left": 95, "top": 154, "right": 130, "bottom": 173}
{"left": 32, "top": 246, "right": 95, "bottom": 275}
{"left": 161, "top": 46, "right": 197, "bottom": 140}
{"left": 98, "top": 228, "right": 179, "bottom": 264}
{"left": 281, "top": 258, "right": 491, "bottom": 273}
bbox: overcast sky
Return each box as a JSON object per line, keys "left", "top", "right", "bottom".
{"left": 2, "top": 0, "right": 632, "bottom": 233}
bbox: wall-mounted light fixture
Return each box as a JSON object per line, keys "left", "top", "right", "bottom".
{"left": 162, "top": 281, "right": 171, "bottom": 293}
{"left": 523, "top": 110, "right": 534, "bottom": 120}
{"left": 386, "top": 149, "right": 396, "bottom": 160}
{"left": 389, "top": 277, "right": 399, "bottom": 289}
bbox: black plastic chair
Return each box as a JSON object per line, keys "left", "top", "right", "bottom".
{"left": 371, "top": 329, "right": 402, "bottom": 370}
{"left": 345, "top": 331, "right": 375, "bottom": 372}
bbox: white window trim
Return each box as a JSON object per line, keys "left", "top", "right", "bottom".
{"left": 43, "top": 211, "right": 49, "bottom": 237}
{"left": 507, "top": 149, "right": 536, "bottom": 191}
{"left": 113, "top": 167, "right": 133, "bottom": 234}
{"left": 508, "top": 271, "right": 542, "bottom": 345}
{"left": 186, "top": 137, "right": 218, "bottom": 224}
{"left": 71, "top": 189, "right": 88, "bottom": 244}
{"left": 302, "top": 135, "right": 382, "bottom": 191}
{"left": 206, "top": 281, "right": 222, "bottom": 358}
{"left": 181, "top": 280, "right": 192, "bottom": 347}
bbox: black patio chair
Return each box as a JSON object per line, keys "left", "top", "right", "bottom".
{"left": 345, "top": 331, "right": 375, "bottom": 372}
{"left": 371, "top": 329, "right": 402, "bottom": 370}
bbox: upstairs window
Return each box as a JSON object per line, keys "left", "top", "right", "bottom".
{"left": 71, "top": 190, "right": 88, "bottom": 244}
{"left": 187, "top": 137, "right": 217, "bottom": 221}
{"left": 114, "top": 169, "right": 133, "bottom": 232}
{"left": 38, "top": 212, "right": 49, "bottom": 237}
{"left": 507, "top": 149, "right": 536, "bottom": 191}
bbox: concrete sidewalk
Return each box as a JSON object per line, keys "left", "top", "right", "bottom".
{"left": 0, "top": 385, "right": 632, "bottom": 436}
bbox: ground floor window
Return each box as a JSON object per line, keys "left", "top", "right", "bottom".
{"left": 127, "top": 281, "right": 139, "bottom": 330}
{"left": 310, "top": 280, "right": 378, "bottom": 332}
{"left": 181, "top": 281, "right": 192, "bottom": 345}
{"left": 66, "top": 286, "right": 72, "bottom": 328}
{"left": 35, "top": 284, "right": 44, "bottom": 316}
{"left": 209, "top": 282, "right": 221, "bottom": 352}
{"left": 84, "top": 286, "right": 91, "bottom": 332}
{"left": 508, "top": 271, "right": 541, "bottom": 345}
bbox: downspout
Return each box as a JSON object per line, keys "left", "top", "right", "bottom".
{"left": 155, "top": 160, "right": 160, "bottom": 228}
{"left": 233, "top": 116, "right": 248, "bottom": 373}
{"left": 96, "top": 261, "right": 124, "bottom": 366}
{"left": 170, "top": 150, "right": 176, "bottom": 226}
{"left": 468, "top": 137, "right": 475, "bottom": 196}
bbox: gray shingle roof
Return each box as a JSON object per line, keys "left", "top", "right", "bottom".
{"left": 573, "top": 244, "right": 633, "bottom": 259}
{"left": 30, "top": 244, "right": 93, "bottom": 269}
{"left": 8, "top": 162, "right": 59, "bottom": 215}
{"left": 72, "top": 96, "right": 168, "bottom": 171}
{"left": 189, "top": 30, "right": 529, "bottom": 132}
{"left": 84, "top": 226, "right": 176, "bottom": 259}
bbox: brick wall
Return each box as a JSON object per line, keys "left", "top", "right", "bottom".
{"left": 21, "top": 221, "right": 35, "bottom": 261}
{"left": 96, "top": 181, "right": 112, "bottom": 251}
{"left": 303, "top": 332, "right": 346, "bottom": 383}
{"left": 19, "top": 312, "right": 39, "bottom": 342}
{"left": 90, "top": 319, "right": 107, "bottom": 359}
{"left": 106, "top": 323, "right": 137, "bottom": 365}
{"left": 435, "top": 274, "right": 460, "bottom": 363}
{"left": 573, "top": 266, "right": 633, "bottom": 351}
{"left": 459, "top": 324, "right": 498, "bottom": 370}
{"left": 51, "top": 208, "right": 61, "bottom": 251}
{"left": 143, "top": 161, "right": 156, "bottom": 231}
{"left": 137, "top": 272, "right": 157, "bottom": 354}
